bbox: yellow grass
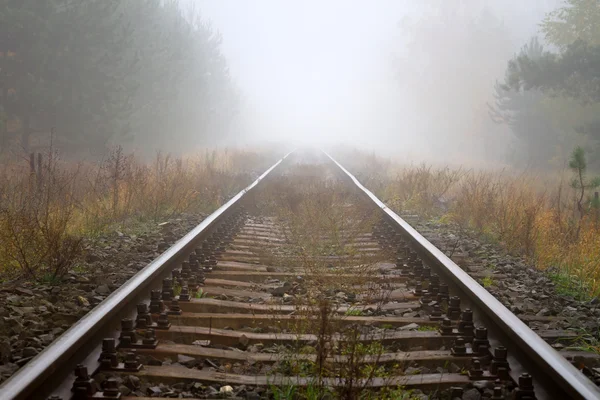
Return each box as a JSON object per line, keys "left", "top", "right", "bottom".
{"left": 337, "top": 150, "right": 600, "bottom": 299}
{"left": 0, "top": 147, "right": 275, "bottom": 280}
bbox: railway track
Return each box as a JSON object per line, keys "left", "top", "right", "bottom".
{"left": 1, "top": 150, "right": 600, "bottom": 399}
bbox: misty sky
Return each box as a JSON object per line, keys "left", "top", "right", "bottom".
{"left": 190, "top": 0, "right": 560, "bottom": 160}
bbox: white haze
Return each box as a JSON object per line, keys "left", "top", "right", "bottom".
{"left": 190, "top": 0, "right": 561, "bottom": 163}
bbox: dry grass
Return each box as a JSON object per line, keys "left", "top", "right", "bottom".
{"left": 337, "top": 150, "right": 600, "bottom": 300}
{"left": 0, "top": 147, "right": 274, "bottom": 281}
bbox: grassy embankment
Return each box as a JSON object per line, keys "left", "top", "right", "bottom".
{"left": 340, "top": 150, "right": 600, "bottom": 300}
{"left": 0, "top": 147, "right": 274, "bottom": 282}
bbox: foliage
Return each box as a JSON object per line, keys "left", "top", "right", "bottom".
{"left": 492, "top": 0, "right": 600, "bottom": 166}
{"left": 344, "top": 308, "right": 363, "bottom": 316}
{"left": 504, "top": 40, "right": 600, "bottom": 104}
{"left": 568, "top": 147, "right": 600, "bottom": 226}
{"left": 0, "top": 1, "right": 238, "bottom": 155}
{"left": 488, "top": 37, "right": 562, "bottom": 166}
{"left": 481, "top": 276, "right": 494, "bottom": 288}
{"left": 541, "top": 0, "right": 600, "bottom": 50}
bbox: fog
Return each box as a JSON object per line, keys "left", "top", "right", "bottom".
{"left": 192, "top": 0, "right": 561, "bottom": 163}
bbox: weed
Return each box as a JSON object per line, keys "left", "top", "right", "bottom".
{"left": 270, "top": 383, "right": 297, "bottom": 400}
{"left": 416, "top": 325, "right": 438, "bottom": 332}
{"left": 194, "top": 288, "right": 206, "bottom": 299}
{"left": 38, "top": 272, "right": 63, "bottom": 285}
{"left": 481, "top": 276, "right": 494, "bottom": 288}
{"left": 562, "top": 328, "right": 600, "bottom": 354}
{"left": 173, "top": 283, "right": 182, "bottom": 297}
{"left": 257, "top": 164, "right": 393, "bottom": 399}
{"left": 345, "top": 308, "right": 363, "bottom": 316}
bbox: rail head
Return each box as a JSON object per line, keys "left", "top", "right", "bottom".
{"left": 324, "top": 150, "right": 600, "bottom": 400}
{"left": 0, "top": 150, "right": 293, "bottom": 400}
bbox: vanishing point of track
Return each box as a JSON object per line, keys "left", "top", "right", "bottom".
{"left": 1, "top": 150, "right": 599, "bottom": 399}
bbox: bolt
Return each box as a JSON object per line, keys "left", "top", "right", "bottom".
{"left": 179, "top": 284, "right": 191, "bottom": 301}
{"left": 447, "top": 296, "right": 461, "bottom": 320}
{"left": 74, "top": 364, "right": 89, "bottom": 380}
{"left": 440, "top": 318, "right": 453, "bottom": 335}
{"left": 135, "top": 303, "right": 152, "bottom": 329}
{"left": 157, "top": 312, "right": 170, "bottom": 329}
{"left": 143, "top": 328, "right": 157, "bottom": 345}
{"left": 149, "top": 290, "right": 164, "bottom": 314}
{"left": 169, "top": 299, "right": 181, "bottom": 315}
{"left": 437, "top": 283, "right": 449, "bottom": 301}
{"left": 491, "top": 386, "right": 505, "bottom": 400}
{"left": 472, "top": 326, "right": 490, "bottom": 355}
{"left": 429, "top": 304, "right": 443, "bottom": 321}
{"left": 469, "top": 359, "right": 484, "bottom": 378}
{"left": 99, "top": 338, "right": 118, "bottom": 369}
{"left": 125, "top": 352, "right": 139, "bottom": 368}
{"left": 490, "top": 346, "right": 510, "bottom": 376}
{"left": 181, "top": 261, "right": 191, "bottom": 279}
{"left": 119, "top": 318, "right": 137, "bottom": 347}
{"left": 72, "top": 364, "right": 98, "bottom": 397}
{"left": 459, "top": 309, "right": 474, "bottom": 335}
{"left": 450, "top": 387, "right": 463, "bottom": 399}
{"left": 102, "top": 377, "right": 121, "bottom": 396}
{"left": 514, "top": 373, "right": 536, "bottom": 399}
{"left": 414, "top": 282, "right": 423, "bottom": 296}
{"left": 452, "top": 337, "right": 467, "bottom": 355}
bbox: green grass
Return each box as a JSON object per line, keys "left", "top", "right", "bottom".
{"left": 417, "top": 325, "right": 438, "bottom": 332}
{"left": 194, "top": 288, "right": 207, "bottom": 298}
{"left": 548, "top": 271, "right": 592, "bottom": 301}
{"left": 562, "top": 328, "right": 600, "bottom": 354}
{"left": 345, "top": 308, "right": 363, "bottom": 316}
{"left": 270, "top": 383, "right": 298, "bottom": 400}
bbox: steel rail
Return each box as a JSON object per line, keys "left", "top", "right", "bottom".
{"left": 0, "top": 151, "right": 294, "bottom": 400}
{"left": 324, "top": 151, "right": 600, "bottom": 400}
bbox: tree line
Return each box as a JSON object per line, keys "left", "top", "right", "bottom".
{"left": 0, "top": 0, "right": 238, "bottom": 157}
{"left": 489, "top": 0, "right": 600, "bottom": 167}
